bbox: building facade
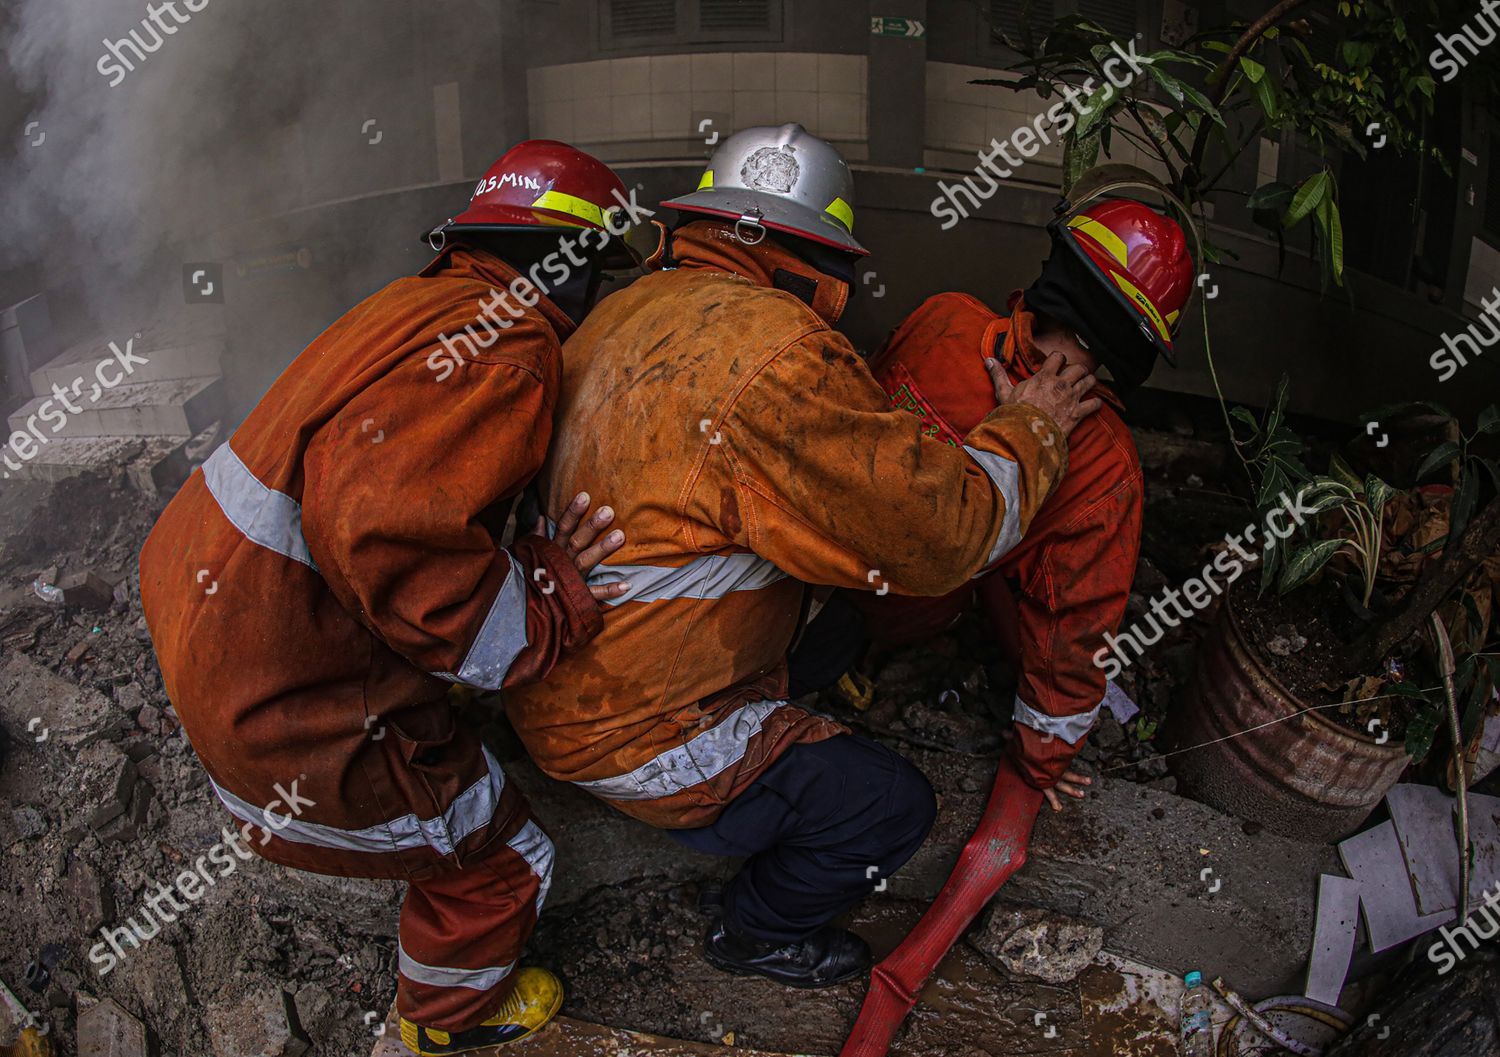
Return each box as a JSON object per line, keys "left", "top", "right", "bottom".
{"left": 193, "top": 0, "right": 1499, "bottom": 424}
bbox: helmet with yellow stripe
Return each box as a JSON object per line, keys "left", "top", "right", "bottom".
{"left": 1049, "top": 196, "right": 1193, "bottom": 371}
{"left": 433, "top": 139, "right": 632, "bottom": 244}
{"left": 662, "top": 123, "right": 867, "bottom": 256}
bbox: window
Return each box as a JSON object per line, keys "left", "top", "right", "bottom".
{"left": 988, "top": 2, "right": 1142, "bottom": 51}
{"left": 1484, "top": 128, "right": 1500, "bottom": 240}
{"left": 1076, "top": 0, "right": 1139, "bottom": 39}
{"left": 700, "top": 0, "right": 772, "bottom": 32}
{"left": 600, "top": 0, "right": 781, "bottom": 47}
{"left": 608, "top": 0, "right": 677, "bottom": 37}
{"left": 990, "top": 1, "right": 1057, "bottom": 47}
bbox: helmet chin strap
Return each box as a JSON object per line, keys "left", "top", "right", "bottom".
{"left": 766, "top": 229, "right": 858, "bottom": 290}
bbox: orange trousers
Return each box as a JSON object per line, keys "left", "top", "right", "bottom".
{"left": 395, "top": 810, "right": 553, "bottom": 1030}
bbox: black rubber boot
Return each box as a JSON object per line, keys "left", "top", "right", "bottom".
{"left": 702, "top": 918, "right": 872, "bottom": 989}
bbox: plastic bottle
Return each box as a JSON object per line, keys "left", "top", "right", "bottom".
{"left": 1180, "top": 970, "right": 1212, "bottom": 1056}
{"left": 31, "top": 579, "right": 63, "bottom": 604}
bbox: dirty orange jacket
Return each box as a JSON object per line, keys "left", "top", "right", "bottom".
{"left": 139, "top": 246, "right": 597, "bottom": 880}
{"left": 870, "top": 291, "right": 1143, "bottom": 788}
{"left": 501, "top": 223, "right": 1069, "bottom": 829}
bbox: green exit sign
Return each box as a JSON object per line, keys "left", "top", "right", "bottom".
{"left": 870, "top": 16, "right": 926, "bottom": 38}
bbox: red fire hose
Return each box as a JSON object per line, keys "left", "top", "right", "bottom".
{"left": 839, "top": 757, "right": 1045, "bottom": 1057}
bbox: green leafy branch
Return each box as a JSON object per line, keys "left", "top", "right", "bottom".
{"left": 1287, "top": 467, "right": 1394, "bottom": 607}
{"left": 985, "top": 0, "right": 1450, "bottom": 289}
{"left": 1412, "top": 403, "right": 1500, "bottom": 545}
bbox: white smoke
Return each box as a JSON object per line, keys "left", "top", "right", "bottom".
{"left": 0, "top": 0, "right": 465, "bottom": 307}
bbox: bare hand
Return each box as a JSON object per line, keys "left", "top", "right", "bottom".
{"left": 535, "top": 491, "right": 629, "bottom": 602}
{"left": 987, "top": 352, "right": 1102, "bottom": 441}
{"left": 1043, "top": 769, "right": 1093, "bottom": 813}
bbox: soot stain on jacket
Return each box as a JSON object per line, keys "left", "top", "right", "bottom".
{"left": 620, "top": 356, "right": 671, "bottom": 398}
{"left": 719, "top": 486, "right": 743, "bottom": 538}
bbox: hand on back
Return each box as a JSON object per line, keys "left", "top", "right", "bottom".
{"left": 986, "top": 352, "right": 1103, "bottom": 441}
{"left": 537, "top": 492, "right": 630, "bottom": 602}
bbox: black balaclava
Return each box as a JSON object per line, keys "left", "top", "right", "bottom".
{"left": 1024, "top": 241, "right": 1160, "bottom": 391}
{"left": 766, "top": 228, "right": 860, "bottom": 300}
{"left": 458, "top": 231, "right": 606, "bottom": 325}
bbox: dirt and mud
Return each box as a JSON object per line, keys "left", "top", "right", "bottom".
{"left": 528, "top": 876, "right": 1178, "bottom": 1057}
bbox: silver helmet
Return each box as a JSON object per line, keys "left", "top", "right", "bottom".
{"left": 662, "top": 123, "right": 866, "bottom": 255}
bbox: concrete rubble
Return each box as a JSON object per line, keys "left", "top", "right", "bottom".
{"left": 77, "top": 996, "right": 147, "bottom": 1057}
{"left": 969, "top": 906, "right": 1105, "bottom": 985}
{"left": 2, "top": 307, "right": 225, "bottom": 490}
{"left": 371, "top": 1013, "right": 797, "bottom": 1057}
{"left": 80, "top": 741, "right": 138, "bottom": 832}
{"left": 55, "top": 570, "right": 117, "bottom": 611}
{"left": 0, "top": 474, "right": 405, "bottom": 1057}
{"left": 202, "top": 986, "right": 311, "bottom": 1057}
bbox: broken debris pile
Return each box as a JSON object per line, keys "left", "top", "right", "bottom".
{"left": 0, "top": 427, "right": 1401, "bottom": 1057}
{"left": 1306, "top": 783, "right": 1500, "bottom": 1005}
{"left": 0, "top": 472, "right": 402, "bottom": 1057}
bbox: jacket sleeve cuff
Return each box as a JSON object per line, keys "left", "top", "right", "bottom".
{"left": 962, "top": 404, "right": 1069, "bottom": 571}
{"left": 504, "top": 534, "right": 605, "bottom": 685}
{"left": 1008, "top": 695, "right": 1100, "bottom": 789}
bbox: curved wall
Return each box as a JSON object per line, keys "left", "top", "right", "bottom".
{"left": 202, "top": 0, "right": 1499, "bottom": 426}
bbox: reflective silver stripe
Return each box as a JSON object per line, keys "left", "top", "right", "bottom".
{"left": 209, "top": 747, "right": 507, "bottom": 856}
{"left": 589, "top": 552, "right": 787, "bottom": 607}
{"left": 438, "top": 558, "right": 529, "bottom": 690}
{"left": 395, "top": 821, "right": 550, "bottom": 990}
{"left": 1012, "top": 696, "right": 1101, "bottom": 745}
{"left": 962, "top": 445, "right": 1023, "bottom": 566}
{"left": 574, "top": 699, "right": 783, "bottom": 801}
{"left": 507, "top": 819, "right": 555, "bottom": 911}
{"left": 544, "top": 514, "right": 787, "bottom": 607}
{"left": 205, "top": 440, "right": 526, "bottom": 688}
{"left": 202, "top": 443, "right": 318, "bottom": 571}
{"left": 398, "top": 943, "right": 514, "bottom": 992}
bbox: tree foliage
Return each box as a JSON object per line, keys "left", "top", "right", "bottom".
{"left": 984, "top": 0, "right": 1469, "bottom": 287}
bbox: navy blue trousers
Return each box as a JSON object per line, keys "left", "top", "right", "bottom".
{"left": 669, "top": 732, "right": 937, "bottom": 943}
{"left": 785, "top": 591, "right": 866, "bottom": 698}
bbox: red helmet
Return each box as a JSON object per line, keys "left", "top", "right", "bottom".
{"left": 432, "top": 140, "right": 629, "bottom": 240}
{"left": 1054, "top": 198, "right": 1193, "bottom": 363}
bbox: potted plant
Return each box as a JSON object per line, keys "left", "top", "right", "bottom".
{"left": 1168, "top": 386, "right": 1500, "bottom": 840}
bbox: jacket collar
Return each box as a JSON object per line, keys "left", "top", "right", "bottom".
{"left": 663, "top": 221, "right": 850, "bottom": 325}
{"left": 420, "top": 244, "right": 578, "bottom": 340}
{"left": 993, "top": 290, "right": 1123, "bottom": 412}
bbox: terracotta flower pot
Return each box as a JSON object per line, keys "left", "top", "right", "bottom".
{"left": 1167, "top": 601, "right": 1411, "bottom": 843}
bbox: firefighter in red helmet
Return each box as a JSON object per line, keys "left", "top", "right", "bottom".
{"left": 841, "top": 175, "right": 1195, "bottom": 809}
{"left": 140, "top": 140, "right": 649, "bottom": 1055}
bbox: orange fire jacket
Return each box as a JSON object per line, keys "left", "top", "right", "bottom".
{"left": 501, "top": 223, "right": 1069, "bottom": 829}
{"left": 869, "top": 291, "right": 1144, "bottom": 788}
{"left": 139, "top": 246, "right": 598, "bottom": 880}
